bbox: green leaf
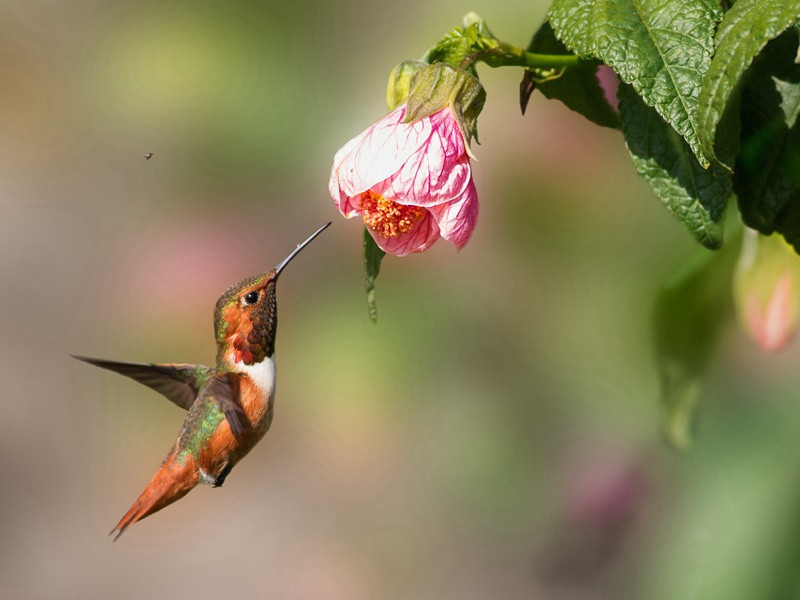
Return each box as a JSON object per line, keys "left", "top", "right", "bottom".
{"left": 697, "top": 0, "right": 800, "bottom": 168}
{"left": 522, "top": 21, "right": 620, "bottom": 129}
{"left": 363, "top": 227, "right": 385, "bottom": 323}
{"left": 421, "top": 15, "right": 500, "bottom": 84}
{"left": 734, "top": 29, "right": 800, "bottom": 251}
{"left": 422, "top": 22, "right": 482, "bottom": 72}
{"left": 461, "top": 12, "right": 496, "bottom": 41}
{"left": 548, "top": 0, "right": 722, "bottom": 167}
{"left": 619, "top": 84, "right": 731, "bottom": 248}
{"left": 654, "top": 236, "right": 738, "bottom": 450}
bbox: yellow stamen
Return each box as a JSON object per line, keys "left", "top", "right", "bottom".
{"left": 360, "top": 190, "right": 425, "bottom": 238}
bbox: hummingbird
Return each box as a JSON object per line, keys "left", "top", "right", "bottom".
{"left": 75, "top": 222, "right": 330, "bottom": 540}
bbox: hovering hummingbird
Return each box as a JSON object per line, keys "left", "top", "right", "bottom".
{"left": 75, "top": 222, "right": 330, "bottom": 540}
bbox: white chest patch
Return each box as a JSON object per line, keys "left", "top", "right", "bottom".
{"left": 234, "top": 355, "right": 276, "bottom": 397}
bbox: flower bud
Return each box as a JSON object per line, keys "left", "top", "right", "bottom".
{"left": 734, "top": 229, "right": 800, "bottom": 351}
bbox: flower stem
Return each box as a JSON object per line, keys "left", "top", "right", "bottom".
{"left": 460, "top": 41, "right": 596, "bottom": 72}
{"left": 516, "top": 50, "right": 592, "bottom": 69}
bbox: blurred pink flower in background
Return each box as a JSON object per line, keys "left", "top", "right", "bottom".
{"left": 595, "top": 65, "right": 619, "bottom": 113}
{"left": 734, "top": 229, "right": 800, "bottom": 352}
{"left": 743, "top": 271, "right": 797, "bottom": 352}
{"left": 329, "top": 104, "right": 478, "bottom": 256}
{"left": 567, "top": 458, "right": 644, "bottom": 526}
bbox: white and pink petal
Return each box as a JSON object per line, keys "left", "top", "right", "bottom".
{"left": 427, "top": 179, "right": 479, "bottom": 250}
{"left": 381, "top": 143, "right": 471, "bottom": 207}
{"left": 335, "top": 106, "right": 433, "bottom": 198}
{"left": 329, "top": 181, "right": 361, "bottom": 218}
{"left": 368, "top": 210, "right": 440, "bottom": 256}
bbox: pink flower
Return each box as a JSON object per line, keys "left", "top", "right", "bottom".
{"left": 329, "top": 104, "right": 478, "bottom": 256}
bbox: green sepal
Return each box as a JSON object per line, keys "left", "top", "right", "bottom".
{"left": 363, "top": 227, "right": 385, "bottom": 323}
{"left": 403, "top": 62, "right": 486, "bottom": 145}
{"left": 386, "top": 61, "right": 428, "bottom": 111}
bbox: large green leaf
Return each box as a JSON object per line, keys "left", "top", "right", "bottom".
{"left": 548, "top": 0, "right": 722, "bottom": 167}
{"left": 734, "top": 30, "right": 800, "bottom": 251}
{"left": 522, "top": 21, "right": 619, "bottom": 128}
{"left": 619, "top": 84, "right": 731, "bottom": 248}
{"left": 697, "top": 0, "right": 800, "bottom": 168}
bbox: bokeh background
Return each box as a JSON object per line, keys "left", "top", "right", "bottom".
{"left": 4, "top": 0, "right": 800, "bottom": 598}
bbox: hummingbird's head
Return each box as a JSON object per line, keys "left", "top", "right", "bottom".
{"left": 213, "top": 223, "right": 330, "bottom": 367}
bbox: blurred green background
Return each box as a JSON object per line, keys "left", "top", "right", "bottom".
{"left": 4, "top": 0, "right": 800, "bottom": 598}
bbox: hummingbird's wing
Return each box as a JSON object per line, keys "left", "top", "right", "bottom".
{"left": 204, "top": 373, "right": 248, "bottom": 439}
{"left": 72, "top": 355, "right": 213, "bottom": 410}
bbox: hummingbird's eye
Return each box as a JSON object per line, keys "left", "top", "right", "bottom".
{"left": 243, "top": 291, "right": 259, "bottom": 306}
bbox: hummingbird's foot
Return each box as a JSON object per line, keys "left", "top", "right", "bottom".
{"left": 212, "top": 464, "right": 233, "bottom": 488}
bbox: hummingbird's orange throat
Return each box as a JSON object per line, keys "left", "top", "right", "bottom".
{"left": 360, "top": 190, "right": 425, "bottom": 238}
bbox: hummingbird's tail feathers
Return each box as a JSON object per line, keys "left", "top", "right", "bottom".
{"left": 72, "top": 355, "right": 213, "bottom": 410}
{"left": 110, "top": 451, "right": 199, "bottom": 541}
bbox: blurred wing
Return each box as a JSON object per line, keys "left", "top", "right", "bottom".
{"left": 73, "top": 355, "right": 213, "bottom": 410}
{"left": 206, "top": 373, "right": 247, "bottom": 439}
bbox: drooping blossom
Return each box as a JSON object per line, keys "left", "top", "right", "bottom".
{"left": 329, "top": 103, "right": 478, "bottom": 256}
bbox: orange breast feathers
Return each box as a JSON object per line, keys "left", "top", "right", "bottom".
{"left": 237, "top": 373, "right": 273, "bottom": 429}
{"left": 194, "top": 373, "right": 274, "bottom": 476}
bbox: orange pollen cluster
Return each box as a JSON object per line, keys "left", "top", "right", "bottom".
{"left": 360, "top": 190, "right": 425, "bottom": 238}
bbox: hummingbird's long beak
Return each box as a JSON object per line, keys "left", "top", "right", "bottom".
{"left": 273, "top": 222, "right": 331, "bottom": 278}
